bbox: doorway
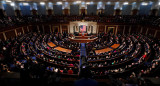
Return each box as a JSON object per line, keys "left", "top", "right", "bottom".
{"left": 107, "top": 27, "right": 115, "bottom": 34}
{"left": 52, "top": 26, "right": 59, "bottom": 33}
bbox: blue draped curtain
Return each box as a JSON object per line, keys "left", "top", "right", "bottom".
{"left": 104, "top": 5, "right": 114, "bottom": 15}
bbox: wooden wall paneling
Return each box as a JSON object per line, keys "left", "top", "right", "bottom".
{"left": 136, "top": 25, "right": 140, "bottom": 33}
{"left": 117, "top": 25, "right": 124, "bottom": 34}
{"left": 49, "top": 25, "right": 52, "bottom": 33}
{"left": 98, "top": 25, "right": 105, "bottom": 33}
{"left": 141, "top": 26, "right": 147, "bottom": 35}
{"left": 130, "top": 25, "right": 134, "bottom": 33}
{"left": 151, "top": 9, "right": 158, "bottom": 16}
{"left": 98, "top": 9, "right": 104, "bottom": 15}
{"left": 132, "top": 9, "right": 138, "bottom": 15}
{"left": 51, "top": 25, "right": 54, "bottom": 33}
{"left": 15, "top": 29, "right": 17, "bottom": 36}
{"left": 29, "top": 25, "right": 38, "bottom": 32}
{"left": 105, "top": 25, "right": 107, "bottom": 33}
{"left": 140, "top": 26, "right": 143, "bottom": 33}
{"left": 114, "top": 9, "right": 121, "bottom": 15}
{"left": 124, "top": 26, "right": 129, "bottom": 34}
{"left": 16, "top": 27, "right": 23, "bottom": 36}
{"left": 42, "top": 25, "right": 45, "bottom": 33}
{"left": 23, "top": 26, "right": 28, "bottom": 33}
{"left": 135, "top": 25, "right": 141, "bottom": 33}
{"left": 147, "top": 28, "right": 151, "bottom": 35}
{"left": 47, "top": 9, "right": 53, "bottom": 15}
{"left": 106, "top": 25, "right": 116, "bottom": 34}
{"left": 58, "top": 25, "right": 60, "bottom": 33}
{"left": 0, "top": 9, "right": 5, "bottom": 18}
{"left": 156, "top": 30, "right": 160, "bottom": 39}
{"left": 22, "top": 27, "right": 25, "bottom": 34}
{"left": 15, "top": 9, "right": 21, "bottom": 16}
{"left": 0, "top": 33, "right": 5, "bottom": 41}
{"left": 130, "top": 25, "right": 138, "bottom": 33}
{"left": 123, "top": 25, "right": 126, "bottom": 35}
{"left": 151, "top": 29, "right": 156, "bottom": 36}
{"left": 81, "top": 9, "right": 86, "bottom": 15}
{"left": 60, "top": 25, "right": 62, "bottom": 33}
{"left": 52, "top": 25, "right": 60, "bottom": 33}
{"left": 5, "top": 30, "right": 16, "bottom": 39}
{"left": 32, "top": 9, "right": 37, "bottom": 15}
{"left": 38, "top": 25, "right": 43, "bottom": 33}
{"left": 28, "top": 26, "right": 33, "bottom": 32}
{"left": 62, "top": 25, "right": 68, "bottom": 33}
{"left": 63, "top": 9, "right": 69, "bottom": 15}
{"left": 44, "top": 25, "right": 50, "bottom": 33}
{"left": 148, "top": 28, "right": 155, "bottom": 36}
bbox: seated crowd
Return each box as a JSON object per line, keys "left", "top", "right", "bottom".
{"left": 0, "top": 15, "right": 160, "bottom": 30}
{"left": 0, "top": 31, "right": 160, "bottom": 86}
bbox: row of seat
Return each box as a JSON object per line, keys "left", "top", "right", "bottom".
{"left": 1, "top": 32, "right": 160, "bottom": 79}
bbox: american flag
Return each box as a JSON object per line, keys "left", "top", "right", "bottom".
{"left": 80, "top": 25, "right": 86, "bottom": 32}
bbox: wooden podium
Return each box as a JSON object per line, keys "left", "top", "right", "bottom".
{"left": 79, "top": 33, "right": 88, "bottom": 36}
{"left": 69, "top": 35, "right": 98, "bottom": 43}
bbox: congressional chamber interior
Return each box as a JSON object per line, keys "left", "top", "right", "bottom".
{"left": 1, "top": 0, "right": 160, "bottom": 86}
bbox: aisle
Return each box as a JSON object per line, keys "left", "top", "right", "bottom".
{"left": 80, "top": 43, "right": 86, "bottom": 57}
{"left": 79, "top": 43, "right": 87, "bottom": 67}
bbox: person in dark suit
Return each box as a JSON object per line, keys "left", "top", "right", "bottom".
{"left": 74, "top": 64, "right": 98, "bottom": 86}
{"left": 63, "top": 68, "right": 68, "bottom": 73}
{"left": 73, "top": 67, "right": 78, "bottom": 74}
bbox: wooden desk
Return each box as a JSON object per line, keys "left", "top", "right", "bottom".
{"left": 48, "top": 42, "right": 56, "bottom": 47}
{"left": 95, "top": 44, "right": 120, "bottom": 54}
{"left": 54, "top": 47, "right": 72, "bottom": 53}
{"left": 69, "top": 37, "right": 98, "bottom": 43}
{"left": 79, "top": 33, "right": 88, "bottom": 36}
{"left": 95, "top": 48, "right": 113, "bottom": 54}
{"left": 111, "top": 44, "right": 120, "bottom": 49}
{"left": 75, "top": 36, "right": 92, "bottom": 39}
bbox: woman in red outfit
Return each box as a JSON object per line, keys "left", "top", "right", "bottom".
{"left": 68, "top": 68, "right": 73, "bottom": 74}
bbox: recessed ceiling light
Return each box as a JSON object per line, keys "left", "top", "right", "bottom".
{"left": 10, "top": 2, "right": 15, "bottom": 6}
{"left": 141, "top": 2, "right": 148, "bottom": 5}
{"left": 123, "top": 2, "right": 128, "bottom": 5}
{"left": 23, "top": 3, "right": 29, "bottom": 6}
{"left": 107, "top": 2, "right": 111, "bottom": 5}
{"left": 76, "top": 1, "right": 81, "bottom": 3}
{"left": 57, "top": 2, "right": 62, "bottom": 5}
{"left": 6, "top": 0, "right": 12, "bottom": 3}
{"left": 40, "top": 2, "right": 45, "bottom": 5}
{"left": 86, "top": 2, "right": 90, "bottom": 5}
